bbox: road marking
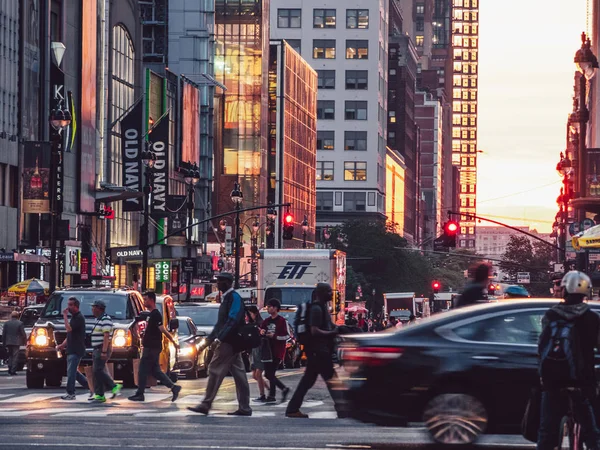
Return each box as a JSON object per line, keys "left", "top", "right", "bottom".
{"left": 0, "top": 394, "right": 62, "bottom": 403}
{"left": 308, "top": 411, "right": 338, "bottom": 419}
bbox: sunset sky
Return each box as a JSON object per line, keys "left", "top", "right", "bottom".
{"left": 477, "top": 0, "right": 588, "bottom": 233}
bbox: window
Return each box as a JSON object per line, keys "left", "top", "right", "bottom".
{"left": 316, "top": 161, "right": 334, "bottom": 181}
{"left": 316, "top": 192, "right": 334, "bottom": 211}
{"left": 317, "top": 70, "right": 336, "bottom": 89}
{"left": 345, "top": 70, "right": 368, "bottom": 89}
{"left": 416, "top": 4, "right": 424, "bottom": 14}
{"left": 344, "top": 162, "right": 367, "bottom": 181}
{"left": 416, "top": 35, "right": 424, "bottom": 47}
{"left": 286, "top": 39, "right": 301, "bottom": 54}
{"left": 344, "top": 192, "right": 366, "bottom": 211}
{"left": 389, "top": 68, "right": 396, "bottom": 76}
{"left": 278, "top": 9, "right": 301, "bottom": 28}
{"left": 347, "top": 9, "right": 369, "bottom": 29}
{"left": 345, "top": 101, "right": 367, "bottom": 120}
{"left": 314, "top": 9, "right": 336, "bottom": 28}
{"left": 317, "top": 100, "right": 335, "bottom": 120}
{"left": 388, "top": 131, "right": 396, "bottom": 146}
{"left": 388, "top": 110, "right": 396, "bottom": 123}
{"left": 317, "top": 131, "right": 335, "bottom": 150}
{"left": 346, "top": 40, "right": 368, "bottom": 59}
{"left": 453, "top": 311, "right": 544, "bottom": 346}
{"left": 344, "top": 131, "right": 367, "bottom": 150}
{"left": 416, "top": 18, "right": 424, "bottom": 31}
{"left": 313, "top": 39, "right": 336, "bottom": 59}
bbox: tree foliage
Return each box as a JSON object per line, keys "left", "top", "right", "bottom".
{"left": 500, "top": 235, "right": 554, "bottom": 296}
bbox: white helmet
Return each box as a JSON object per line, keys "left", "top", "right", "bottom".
{"left": 561, "top": 271, "right": 592, "bottom": 296}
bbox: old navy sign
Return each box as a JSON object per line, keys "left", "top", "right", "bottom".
{"left": 150, "top": 114, "right": 169, "bottom": 218}
{"left": 121, "top": 102, "right": 143, "bottom": 212}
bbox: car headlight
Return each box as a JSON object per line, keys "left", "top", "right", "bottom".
{"left": 178, "top": 346, "right": 195, "bottom": 356}
{"left": 112, "top": 329, "right": 130, "bottom": 347}
{"left": 32, "top": 328, "right": 50, "bottom": 347}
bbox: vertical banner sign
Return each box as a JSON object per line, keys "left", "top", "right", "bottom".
{"left": 80, "top": 254, "right": 90, "bottom": 281}
{"left": 166, "top": 195, "right": 187, "bottom": 246}
{"left": 23, "top": 142, "right": 51, "bottom": 213}
{"left": 121, "top": 102, "right": 144, "bottom": 212}
{"left": 150, "top": 114, "right": 169, "bottom": 217}
{"left": 50, "top": 62, "right": 65, "bottom": 215}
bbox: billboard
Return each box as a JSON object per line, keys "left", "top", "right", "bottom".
{"left": 23, "top": 141, "right": 51, "bottom": 213}
{"left": 65, "top": 246, "right": 81, "bottom": 275}
{"left": 121, "top": 102, "right": 144, "bottom": 212}
{"left": 181, "top": 82, "right": 199, "bottom": 164}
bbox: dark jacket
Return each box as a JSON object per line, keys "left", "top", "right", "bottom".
{"left": 208, "top": 289, "right": 245, "bottom": 346}
{"left": 2, "top": 318, "right": 27, "bottom": 346}
{"left": 456, "top": 282, "right": 486, "bottom": 308}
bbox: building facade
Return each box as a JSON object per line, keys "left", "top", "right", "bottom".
{"left": 476, "top": 226, "right": 553, "bottom": 260}
{"left": 385, "top": 147, "right": 406, "bottom": 233}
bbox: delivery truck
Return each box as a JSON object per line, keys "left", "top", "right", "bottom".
{"left": 257, "top": 249, "right": 346, "bottom": 312}
{"left": 384, "top": 292, "right": 416, "bottom": 323}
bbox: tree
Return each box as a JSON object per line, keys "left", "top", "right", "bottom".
{"left": 500, "top": 236, "right": 534, "bottom": 279}
{"left": 501, "top": 235, "right": 553, "bottom": 296}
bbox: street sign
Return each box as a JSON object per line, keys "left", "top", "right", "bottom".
{"left": 182, "top": 257, "right": 196, "bottom": 274}
{"left": 517, "top": 272, "right": 530, "bottom": 284}
{"left": 433, "top": 235, "right": 449, "bottom": 252}
{"left": 155, "top": 261, "right": 170, "bottom": 282}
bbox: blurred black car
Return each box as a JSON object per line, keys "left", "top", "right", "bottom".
{"left": 175, "top": 316, "right": 208, "bottom": 378}
{"left": 340, "top": 299, "right": 600, "bottom": 446}
{"left": 175, "top": 303, "right": 219, "bottom": 376}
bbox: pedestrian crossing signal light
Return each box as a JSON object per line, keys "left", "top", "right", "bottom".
{"left": 283, "top": 212, "right": 294, "bottom": 240}
{"left": 432, "top": 281, "right": 441, "bottom": 293}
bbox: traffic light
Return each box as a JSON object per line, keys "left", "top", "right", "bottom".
{"left": 432, "top": 281, "right": 441, "bottom": 294}
{"left": 443, "top": 220, "right": 459, "bottom": 248}
{"left": 282, "top": 212, "right": 294, "bottom": 240}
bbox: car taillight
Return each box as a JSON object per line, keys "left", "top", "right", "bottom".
{"left": 342, "top": 347, "right": 404, "bottom": 367}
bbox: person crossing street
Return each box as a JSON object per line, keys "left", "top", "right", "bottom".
{"left": 90, "top": 300, "right": 121, "bottom": 403}
{"left": 260, "top": 299, "right": 290, "bottom": 403}
{"left": 2, "top": 311, "right": 26, "bottom": 376}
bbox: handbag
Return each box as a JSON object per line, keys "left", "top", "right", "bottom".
{"left": 521, "top": 386, "right": 541, "bottom": 443}
{"left": 259, "top": 337, "right": 273, "bottom": 363}
{"left": 234, "top": 310, "right": 262, "bottom": 352}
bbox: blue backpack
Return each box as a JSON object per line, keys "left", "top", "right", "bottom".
{"left": 538, "top": 314, "right": 584, "bottom": 386}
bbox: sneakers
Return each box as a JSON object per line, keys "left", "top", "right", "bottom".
{"left": 87, "top": 392, "right": 95, "bottom": 401}
{"left": 254, "top": 395, "right": 267, "bottom": 402}
{"left": 61, "top": 394, "right": 76, "bottom": 400}
{"left": 111, "top": 384, "right": 122, "bottom": 399}
{"left": 281, "top": 387, "right": 290, "bottom": 403}
{"left": 171, "top": 385, "right": 182, "bottom": 402}
{"left": 227, "top": 410, "right": 252, "bottom": 416}
{"left": 265, "top": 396, "right": 277, "bottom": 403}
{"left": 128, "top": 394, "right": 145, "bottom": 402}
{"left": 286, "top": 411, "right": 309, "bottom": 418}
{"left": 187, "top": 404, "right": 209, "bottom": 415}
{"left": 91, "top": 395, "right": 106, "bottom": 403}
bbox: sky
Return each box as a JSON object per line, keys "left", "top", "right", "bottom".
{"left": 477, "top": 0, "right": 589, "bottom": 233}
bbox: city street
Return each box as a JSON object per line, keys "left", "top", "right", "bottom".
{"left": 0, "top": 365, "right": 534, "bottom": 449}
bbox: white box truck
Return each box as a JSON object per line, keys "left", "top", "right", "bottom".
{"left": 257, "top": 249, "right": 346, "bottom": 311}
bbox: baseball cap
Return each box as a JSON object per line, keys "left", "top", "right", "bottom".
{"left": 92, "top": 300, "right": 107, "bottom": 309}
{"left": 215, "top": 272, "right": 234, "bottom": 282}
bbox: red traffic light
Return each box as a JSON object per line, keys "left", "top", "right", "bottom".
{"left": 444, "top": 220, "right": 459, "bottom": 235}
{"left": 432, "top": 281, "right": 441, "bottom": 292}
{"left": 284, "top": 213, "right": 294, "bottom": 224}
{"left": 432, "top": 282, "right": 440, "bottom": 289}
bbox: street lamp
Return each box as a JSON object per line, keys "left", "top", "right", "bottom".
{"left": 140, "top": 146, "right": 156, "bottom": 292}
{"left": 302, "top": 215, "right": 309, "bottom": 249}
{"left": 184, "top": 162, "right": 200, "bottom": 301}
{"left": 230, "top": 182, "right": 243, "bottom": 288}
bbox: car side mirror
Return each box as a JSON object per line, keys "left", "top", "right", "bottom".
{"left": 169, "top": 318, "right": 179, "bottom": 330}
{"left": 196, "top": 330, "right": 207, "bottom": 337}
{"left": 136, "top": 311, "right": 151, "bottom": 322}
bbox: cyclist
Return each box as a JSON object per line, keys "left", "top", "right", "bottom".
{"left": 537, "top": 270, "right": 600, "bottom": 450}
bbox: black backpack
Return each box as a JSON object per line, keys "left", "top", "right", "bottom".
{"left": 294, "top": 302, "right": 312, "bottom": 345}
{"left": 538, "top": 312, "right": 585, "bottom": 386}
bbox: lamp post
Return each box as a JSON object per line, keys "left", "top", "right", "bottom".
{"left": 230, "top": 182, "right": 243, "bottom": 288}
{"left": 302, "top": 215, "right": 309, "bottom": 249}
{"left": 140, "top": 146, "right": 156, "bottom": 292}
{"left": 573, "top": 32, "right": 598, "bottom": 272}
{"left": 184, "top": 162, "right": 200, "bottom": 301}
{"left": 556, "top": 152, "right": 573, "bottom": 267}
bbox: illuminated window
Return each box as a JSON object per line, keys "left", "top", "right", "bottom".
{"left": 416, "top": 4, "right": 425, "bottom": 14}
{"left": 346, "top": 40, "right": 368, "bottom": 59}
{"left": 314, "top": 9, "right": 336, "bottom": 28}
{"left": 452, "top": 129, "right": 460, "bottom": 138}
{"left": 317, "top": 100, "right": 335, "bottom": 120}
{"left": 347, "top": 9, "right": 369, "bottom": 29}
{"left": 345, "top": 101, "right": 368, "bottom": 120}
{"left": 317, "top": 131, "right": 335, "bottom": 150}
{"left": 345, "top": 131, "right": 367, "bottom": 150}
{"left": 278, "top": 9, "right": 301, "bottom": 28}
{"left": 316, "top": 192, "right": 333, "bottom": 210}
{"left": 390, "top": 68, "right": 396, "bottom": 76}
{"left": 344, "top": 162, "right": 367, "bottom": 181}
{"left": 313, "top": 39, "right": 336, "bottom": 59}
{"left": 416, "top": 35, "right": 424, "bottom": 47}
{"left": 453, "top": 115, "right": 461, "bottom": 125}
{"left": 388, "top": 110, "right": 396, "bottom": 123}
{"left": 453, "top": 88, "right": 461, "bottom": 99}
{"left": 344, "top": 192, "right": 367, "bottom": 211}
{"left": 346, "top": 70, "right": 368, "bottom": 89}
{"left": 317, "top": 70, "right": 336, "bottom": 89}
{"left": 317, "top": 161, "right": 334, "bottom": 181}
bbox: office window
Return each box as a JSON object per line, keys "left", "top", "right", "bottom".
{"left": 388, "top": 131, "right": 396, "bottom": 146}
{"left": 347, "top": 9, "right": 369, "bottom": 29}
{"left": 313, "top": 39, "right": 336, "bottom": 59}
{"left": 278, "top": 9, "right": 301, "bottom": 28}
{"left": 345, "top": 70, "right": 368, "bottom": 89}
{"left": 317, "top": 70, "right": 336, "bottom": 89}
{"left": 316, "top": 192, "right": 334, "bottom": 211}
{"left": 388, "top": 110, "right": 396, "bottom": 123}
{"left": 416, "top": 35, "right": 424, "bottom": 46}
{"left": 344, "top": 162, "right": 367, "bottom": 181}
{"left": 344, "top": 131, "right": 367, "bottom": 151}
{"left": 317, "top": 161, "right": 334, "bottom": 181}
{"left": 314, "top": 9, "right": 336, "bottom": 28}
{"left": 346, "top": 40, "right": 368, "bottom": 59}
{"left": 317, "top": 131, "right": 335, "bottom": 150}
{"left": 389, "top": 68, "right": 396, "bottom": 76}
{"left": 416, "top": 4, "right": 424, "bottom": 14}
{"left": 317, "top": 101, "right": 335, "bottom": 120}
{"left": 345, "top": 101, "right": 367, "bottom": 120}
{"left": 286, "top": 39, "right": 301, "bottom": 54}
{"left": 344, "top": 192, "right": 366, "bottom": 211}
{"left": 416, "top": 18, "right": 424, "bottom": 31}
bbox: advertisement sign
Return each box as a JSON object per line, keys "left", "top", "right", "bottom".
{"left": 65, "top": 246, "right": 81, "bottom": 274}
{"left": 166, "top": 195, "right": 187, "bottom": 246}
{"left": 182, "top": 82, "right": 200, "bottom": 164}
{"left": 23, "top": 141, "right": 51, "bottom": 213}
{"left": 150, "top": 114, "right": 169, "bottom": 217}
{"left": 121, "top": 102, "right": 144, "bottom": 212}
{"left": 182, "top": 258, "right": 196, "bottom": 274}
{"left": 155, "top": 261, "right": 170, "bottom": 282}
{"left": 80, "top": 255, "right": 89, "bottom": 280}
{"left": 517, "top": 272, "right": 530, "bottom": 284}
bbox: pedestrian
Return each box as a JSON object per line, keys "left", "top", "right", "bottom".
{"left": 2, "top": 311, "right": 26, "bottom": 376}
{"left": 56, "top": 297, "right": 89, "bottom": 400}
{"left": 345, "top": 313, "right": 357, "bottom": 327}
{"left": 247, "top": 305, "right": 269, "bottom": 402}
{"left": 260, "top": 299, "right": 290, "bottom": 403}
{"left": 188, "top": 273, "right": 251, "bottom": 416}
{"left": 357, "top": 314, "right": 367, "bottom": 332}
{"left": 90, "top": 300, "right": 121, "bottom": 403}
{"left": 455, "top": 262, "right": 490, "bottom": 308}
{"left": 128, "top": 291, "right": 182, "bottom": 402}
{"left": 285, "top": 283, "right": 345, "bottom": 418}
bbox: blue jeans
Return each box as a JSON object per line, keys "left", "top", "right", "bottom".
{"left": 66, "top": 353, "right": 88, "bottom": 395}
{"left": 537, "top": 389, "right": 600, "bottom": 450}
{"left": 92, "top": 348, "right": 116, "bottom": 397}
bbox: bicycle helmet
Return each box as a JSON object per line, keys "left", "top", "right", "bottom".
{"left": 560, "top": 270, "right": 592, "bottom": 295}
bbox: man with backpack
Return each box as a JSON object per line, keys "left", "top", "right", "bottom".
{"left": 537, "top": 270, "right": 600, "bottom": 450}
{"left": 286, "top": 283, "right": 344, "bottom": 418}
{"left": 187, "top": 273, "right": 251, "bottom": 416}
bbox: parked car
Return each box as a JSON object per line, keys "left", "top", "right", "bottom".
{"left": 339, "top": 299, "right": 600, "bottom": 446}
{"left": 174, "top": 316, "right": 207, "bottom": 378}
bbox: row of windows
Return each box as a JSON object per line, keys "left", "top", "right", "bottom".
{"left": 278, "top": 8, "right": 369, "bottom": 29}
{"left": 452, "top": 142, "right": 478, "bottom": 153}
{"left": 452, "top": 129, "right": 477, "bottom": 139}
{"left": 453, "top": 76, "right": 478, "bottom": 88}
{"left": 452, "top": 115, "right": 477, "bottom": 126}
{"left": 454, "top": 0, "right": 479, "bottom": 7}
{"left": 317, "top": 70, "right": 368, "bottom": 90}
{"left": 453, "top": 36, "right": 479, "bottom": 48}
{"left": 452, "top": 89, "right": 477, "bottom": 100}
{"left": 317, "top": 191, "right": 378, "bottom": 212}
{"left": 317, "top": 131, "right": 367, "bottom": 151}
{"left": 317, "top": 161, "right": 367, "bottom": 182}
{"left": 313, "top": 39, "right": 369, "bottom": 59}
{"left": 453, "top": 49, "right": 478, "bottom": 61}
{"left": 453, "top": 24, "right": 479, "bottom": 35}
{"left": 454, "top": 11, "right": 479, "bottom": 22}
{"left": 317, "top": 100, "right": 368, "bottom": 121}
{"left": 453, "top": 103, "right": 477, "bottom": 113}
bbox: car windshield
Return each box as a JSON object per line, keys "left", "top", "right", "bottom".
{"left": 175, "top": 306, "right": 219, "bottom": 326}
{"left": 20, "top": 308, "right": 42, "bottom": 326}
{"left": 42, "top": 293, "right": 129, "bottom": 320}
{"left": 264, "top": 287, "right": 314, "bottom": 307}
{"left": 177, "top": 319, "right": 192, "bottom": 337}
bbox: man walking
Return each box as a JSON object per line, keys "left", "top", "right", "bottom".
{"left": 2, "top": 311, "right": 26, "bottom": 375}
{"left": 260, "top": 299, "right": 290, "bottom": 403}
{"left": 455, "top": 262, "right": 490, "bottom": 308}
{"left": 128, "top": 291, "right": 181, "bottom": 402}
{"left": 285, "top": 283, "right": 344, "bottom": 418}
{"left": 188, "top": 273, "right": 251, "bottom": 416}
{"left": 90, "top": 300, "right": 121, "bottom": 403}
{"left": 56, "top": 297, "right": 89, "bottom": 399}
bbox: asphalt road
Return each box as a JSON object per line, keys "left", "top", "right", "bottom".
{"left": 0, "top": 365, "right": 535, "bottom": 449}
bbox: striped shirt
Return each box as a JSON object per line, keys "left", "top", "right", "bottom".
{"left": 91, "top": 313, "right": 114, "bottom": 348}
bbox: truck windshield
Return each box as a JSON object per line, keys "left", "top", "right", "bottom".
{"left": 42, "top": 293, "right": 129, "bottom": 320}
{"left": 264, "top": 287, "right": 314, "bottom": 307}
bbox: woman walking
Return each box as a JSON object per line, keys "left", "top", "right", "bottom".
{"left": 247, "top": 306, "right": 269, "bottom": 402}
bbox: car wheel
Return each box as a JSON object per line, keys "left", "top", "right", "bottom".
{"left": 45, "top": 373, "right": 63, "bottom": 388}
{"left": 26, "top": 371, "right": 44, "bottom": 389}
{"left": 423, "top": 393, "right": 488, "bottom": 445}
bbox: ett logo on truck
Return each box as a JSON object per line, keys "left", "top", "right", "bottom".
{"left": 277, "top": 261, "right": 314, "bottom": 280}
